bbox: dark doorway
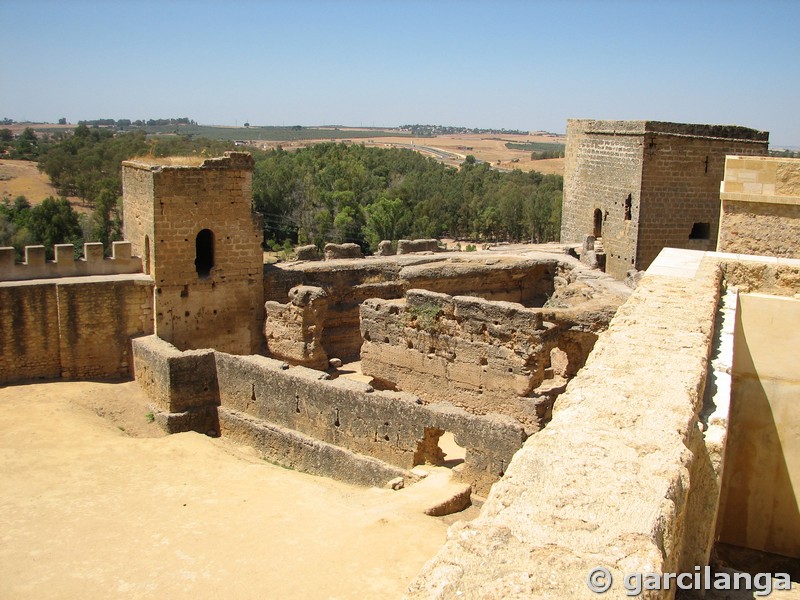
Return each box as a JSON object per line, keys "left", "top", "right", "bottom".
{"left": 195, "top": 229, "right": 214, "bottom": 277}
{"left": 593, "top": 208, "right": 603, "bottom": 238}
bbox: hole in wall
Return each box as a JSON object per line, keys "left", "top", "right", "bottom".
{"left": 689, "top": 222, "right": 711, "bottom": 240}
{"left": 624, "top": 194, "right": 632, "bottom": 221}
{"left": 413, "top": 427, "right": 466, "bottom": 468}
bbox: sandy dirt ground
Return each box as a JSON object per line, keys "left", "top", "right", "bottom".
{"left": 0, "top": 380, "right": 453, "bottom": 599}
{"left": 0, "top": 159, "right": 86, "bottom": 211}
{"left": 253, "top": 133, "right": 565, "bottom": 176}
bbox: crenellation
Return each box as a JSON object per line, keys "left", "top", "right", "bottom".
{"left": 0, "top": 241, "right": 143, "bottom": 282}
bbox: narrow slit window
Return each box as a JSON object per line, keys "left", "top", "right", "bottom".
{"left": 195, "top": 229, "right": 214, "bottom": 277}
{"left": 624, "top": 194, "right": 632, "bottom": 221}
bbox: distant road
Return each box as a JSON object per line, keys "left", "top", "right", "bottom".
{"left": 387, "top": 143, "right": 484, "bottom": 165}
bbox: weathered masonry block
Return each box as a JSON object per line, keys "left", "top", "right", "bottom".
{"left": 561, "top": 120, "right": 768, "bottom": 279}
{"left": 360, "top": 288, "right": 612, "bottom": 432}
{"left": 131, "top": 335, "right": 220, "bottom": 434}
{"left": 0, "top": 241, "right": 141, "bottom": 281}
{"left": 122, "top": 152, "right": 264, "bottom": 354}
{"left": 718, "top": 156, "right": 800, "bottom": 258}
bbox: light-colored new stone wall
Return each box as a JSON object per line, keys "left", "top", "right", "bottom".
{"left": 718, "top": 156, "right": 800, "bottom": 258}
{"left": 716, "top": 292, "right": 800, "bottom": 559}
{"left": 122, "top": 152, "right": 264, "bottom": 355}
{"left": 0, "top": 274, "right": 154, "bottom": 384}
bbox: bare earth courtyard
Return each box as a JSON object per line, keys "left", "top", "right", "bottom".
{"left": 0, "top": 380, "right": 455, "bottom": 599}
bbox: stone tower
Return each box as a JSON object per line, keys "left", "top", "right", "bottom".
{"left": 560, "top": 120, "right": 769, "bottom": 279}
{"left": 122, "top": 152, "right": 263, "bottom": 354}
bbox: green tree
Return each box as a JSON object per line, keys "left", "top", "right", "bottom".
{"left": 26, "top": 197, "right": 83, "bottom": 258}
{"left": 362, "top": 196, "right": 411, "bottom": 250}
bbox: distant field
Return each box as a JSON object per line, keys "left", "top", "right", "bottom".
{"left": 56, "top": 124, "right": 410, "bottom": 143}
{"left": 505, "top": 141, "right": 565, "bottom": 154}
{"left": 0, "top": 159, "right": 87, "bottom": 212}
{"left": 16, "top": 124, "right": 566, "bottom": 176}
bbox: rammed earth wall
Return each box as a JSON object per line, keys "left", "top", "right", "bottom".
{"left": 0, "top": 274, "right": 154, "bottom": 384}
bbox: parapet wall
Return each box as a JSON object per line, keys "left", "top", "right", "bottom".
{"left": 718, "top": 156, "right": 800, "bottom": 258}
{"left": 0, "top": 241, "right": 142, "bottom": 282}
{"left": 407, "top": 253, "right": 729, "bottom": 598}
{"left": 0, "top": 274, "right": 154, "bottom": 384}
{"left": 131, "top": 334, "right": 526, "bottom": 495}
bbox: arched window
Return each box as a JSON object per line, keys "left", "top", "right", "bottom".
{"left": 143, "top": 235, "right": 151, "bottom": 275}
{"left": 593, "top": 208, "right": 603, "bottom": 238}
{"left": 195, "top": 229, "right": 214, "bottom": 278}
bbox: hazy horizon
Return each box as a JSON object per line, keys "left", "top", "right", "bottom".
{"left": 2, "top": 0, "right": 799, "bottom": 146}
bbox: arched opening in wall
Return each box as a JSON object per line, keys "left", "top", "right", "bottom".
{"left": 195, "top": 229, "right": 214, "bottom": 278}
{"left": 413, "top": 427, "right": 466, "bottom": 469}
{"left": 593, "top": 208, "right": 603, "bottom": 238}
{"left": 143, "top": 235, "right": 151, "bottom": 275}
{"left": 689, "top": 222, "right": 711, "bottom": 240}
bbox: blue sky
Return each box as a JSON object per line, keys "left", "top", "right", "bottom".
{"left": 2, "top": 0, "right": 799, "bottom": 146}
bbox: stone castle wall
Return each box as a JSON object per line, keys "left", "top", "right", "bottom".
{"left": 561, "top": 119, "right": 768, "bottom": 279}
{"left": 122, "top": 153, "right": 264, "bottom": 355}
{"left": 637, "top": 133, "right": 767, "bottom": 271}
{"left": 131, "top": 334, "right": 526, "bottom": 495}
{"left": 0, "top": 241, "right": 142, "bottom": 281}
{"left": 0, "top": 274, "right": 154, "bottom": 384}
{"left": 718, "top": 156, "right": 800, "bottom": 258}
{"left": 561, "top": 120, "right": 646, "bottom": 279}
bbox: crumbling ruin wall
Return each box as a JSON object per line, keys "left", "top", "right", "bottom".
{"left": 131, "top": 335, "right": 220, "bottom": 434}
{"left": 264, "top": 285, "right": 329, "bottom": 369}
{"left": 406, "top": 254, "right": 729, "bottom": 599}
{"left": 397, "top": 239, "right": 441, "bottom": 254}
{"left": 323, "top": 242, "right": 363, "bottom": 260}
{"left": 215, "top": 352, "right": 526, "bottom": 495}
{"left": 263, "top": 256, "right": 574, "bottom": 363}
{"left": 0, "top": 275, "right": 154, "bottom": 384}
{"left": 360, "top": 287, "right": 612, "bottom": 431}
{"left": 718, "top": 156, "right": 800, "bottom": 259}
{"left": 131, "top": 333, "right": 526, "bottom": 494}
